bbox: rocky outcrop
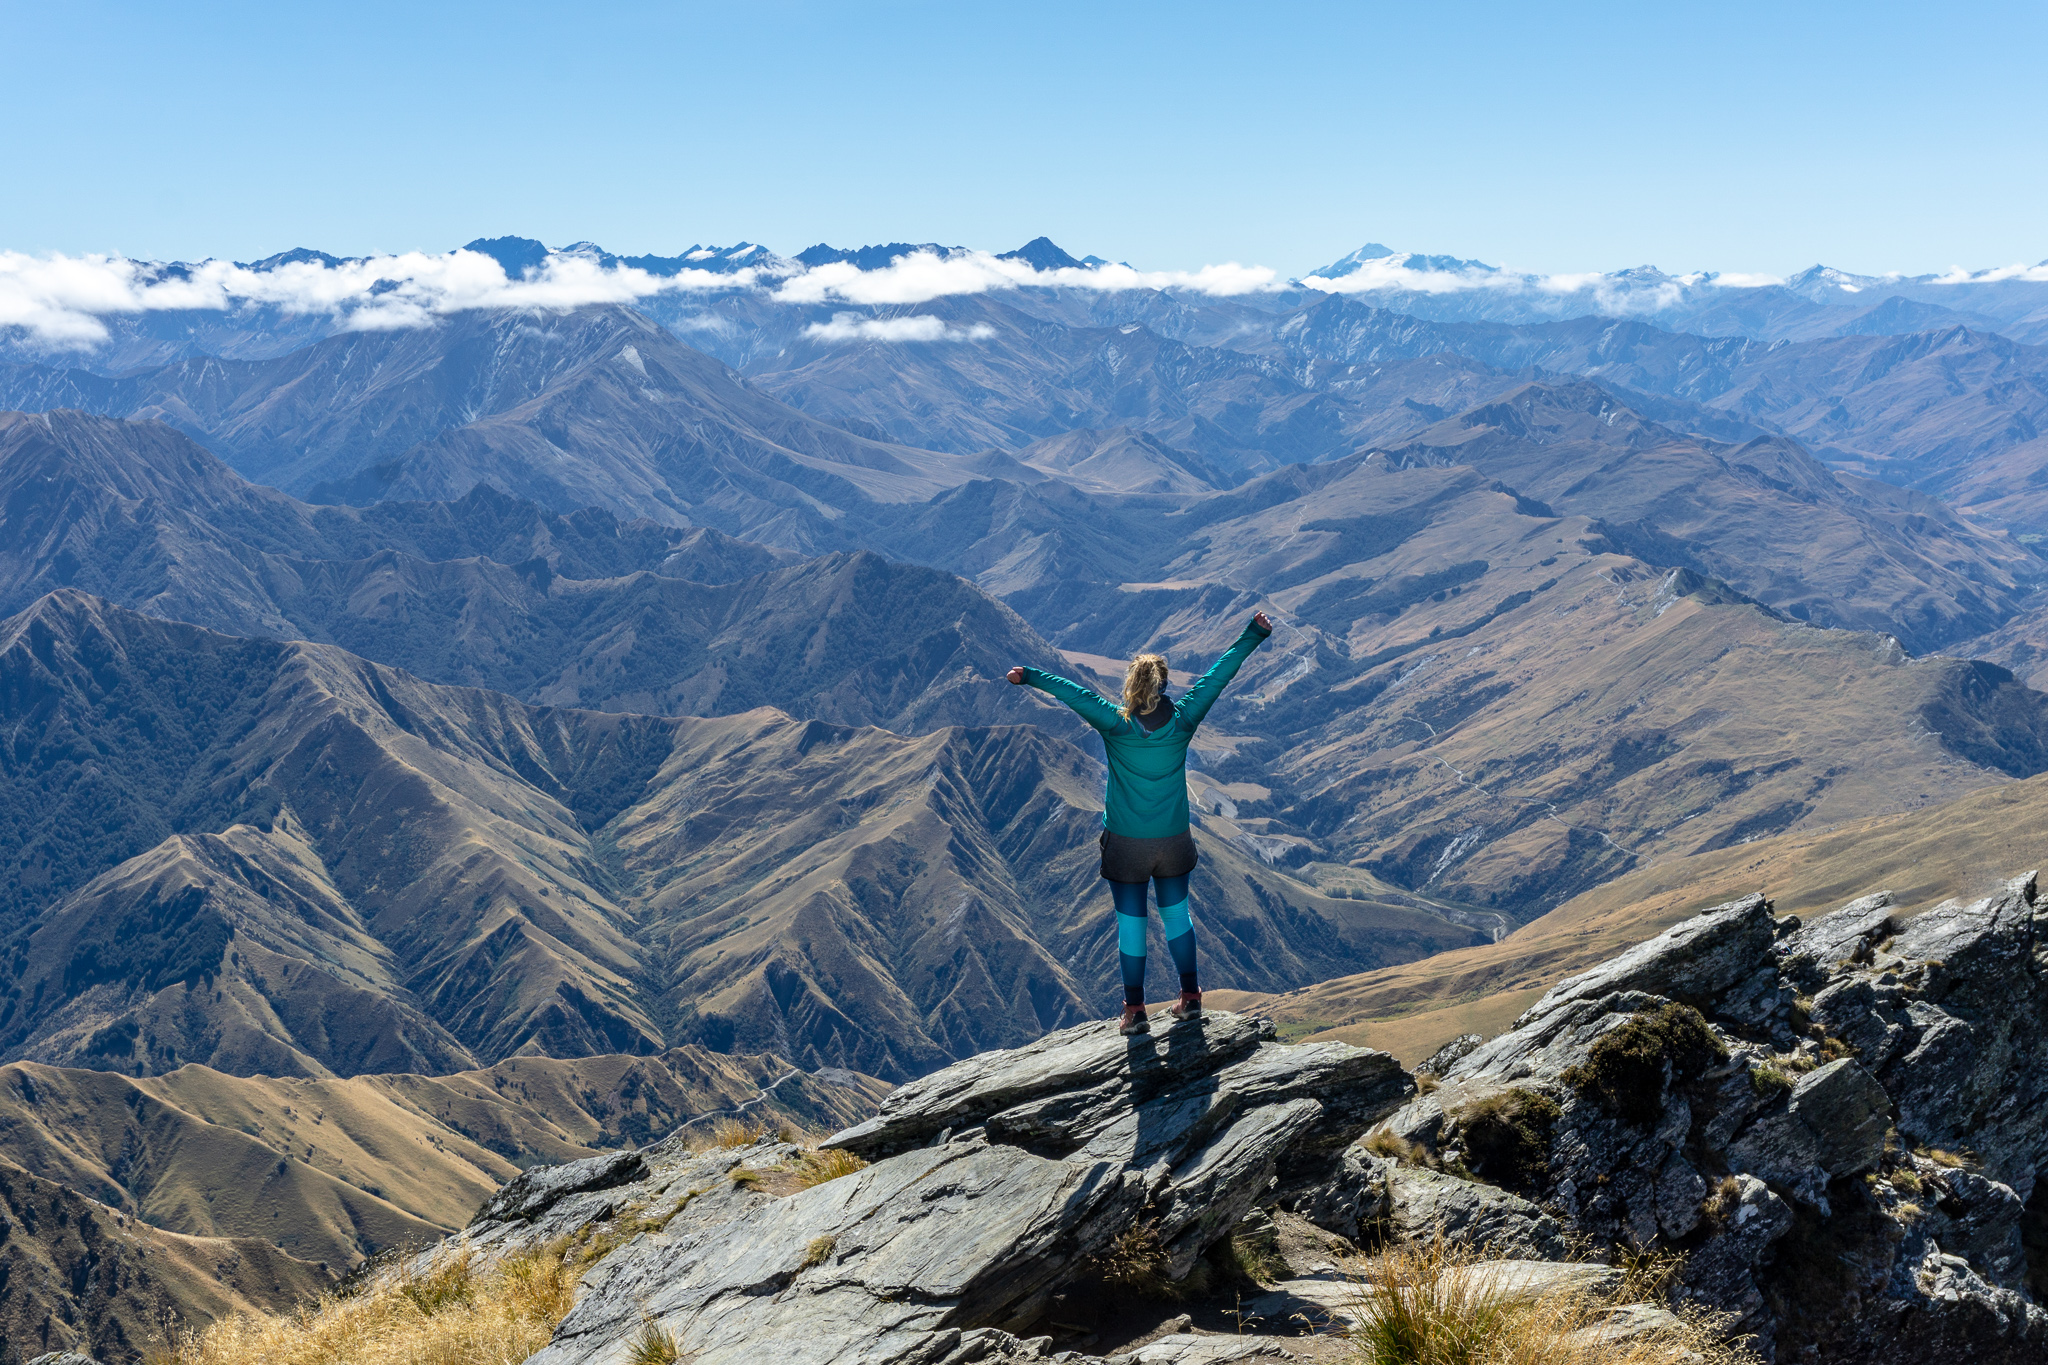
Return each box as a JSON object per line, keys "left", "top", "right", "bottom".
{"left": 417, "top": 866, "right": 2048, "bottom": 1364}
{"left": 1343, "top": 872, "right": 2048, "bottom": 1362}
{"left": 476, "top": 1013, "right": 1410, "bottom": 1365}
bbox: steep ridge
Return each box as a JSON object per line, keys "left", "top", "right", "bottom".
{"left": 0, "top": 1157, "right": 329, "bottom": 1364}
{"left": 1007, "top": 427, "right": 1231, "bottom": 495}
{"left": 1372, "top": 380, "right": 2035, "bottom": 652}
{"left": 0, "top": 411, "right": 1059, "bottom": 736}
{"left": 224, "top": 549, "right": 1080, "bottom": 737}
{"left": 905, "top": 434, "right": 2048, "bottom": 921}
{"left": 0, "top": 307, "right": 981, "bottom": 540}
{"left": 0, "top": 409, "right": 784, "bottom": 633}
{"left": 1275, "top": 296, "right": 2048, "bottom": 530}
{"left": 0, "top": 593, "right": 1478, "bottom": 1084}
{"left": 0, "top": 592, "right": 670, "bottom": 1071}
{"left": 0, "top": 1050, "right": 887, "bottom": 1269}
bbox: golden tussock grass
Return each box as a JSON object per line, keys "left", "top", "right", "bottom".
{"left": 1350, "top": 1236, "right": 1759, "bottom": 1365}
{"left": 790, "top": 1147, "right": 868, "bottom": 1188}
{"left": 151, "top": 1241, "right": 580, "bottom": 1365}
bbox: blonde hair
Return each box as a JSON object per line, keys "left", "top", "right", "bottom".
{"left": 1121, "top": 653, "right": 1170, "bottom": 719}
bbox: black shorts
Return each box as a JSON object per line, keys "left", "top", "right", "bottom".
{"left": 1099, "top": 828, "right": 1199, "bottom": 882}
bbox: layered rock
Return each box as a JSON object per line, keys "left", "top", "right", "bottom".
{"left": 474, "top": 1013, "right": 1410, "bottom": 1365}
{"left": 412, "top": 868, "right": 2048, "bottom": 1364}
{"left": 1340, "top": 873, "right": 2048, "bottom": 1362}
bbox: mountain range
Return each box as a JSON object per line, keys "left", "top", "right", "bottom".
{"left": 6, "top": 228, "right": 2048, "bottom": 1353}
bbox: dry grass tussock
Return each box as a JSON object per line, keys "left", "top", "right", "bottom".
{"left": 151, "top": 1241, "right": 583, "bottom": 1365}
{"left": 792, "top": 1146, "right": 869, "bottom": 1187}
{"left": 154, "top": 1118, "right": 870, "bottom": 1365}
{"left": 1351, "top": 1236, "right": 1760, "bottom": 1365}
{"left": 681, "top": 1115, "right": 781, "bottom": 1150}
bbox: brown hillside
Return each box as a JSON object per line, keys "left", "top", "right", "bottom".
{"left": 0, "top": 1157, "right": 328, "bottom": 1365}
{"left": 1249, "top": 769, "right": 2048, "bottom": 1062}
{"left": 0, "top": 592, "right": 1477, "bottom": 1084}
{"left": 0, "top": 1048, "right": 886, "bottom": 1270}
{"left": 1108, "top": 449, "right": 2048, "bottom": 919}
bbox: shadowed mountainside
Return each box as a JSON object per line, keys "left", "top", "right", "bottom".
{"left": 0, "top": 410, "right": 1073, "bottom": 736}
{"left": 0, "top": 592, "right": 1481, "bottom": 1085}
{"left": 0, "top": 308, "right": 988, "bottom": 544}
{"left": 0, "top": 409, "right": 786, "bottom": 632}
{"left": 0, "top": 1155, "right": 330, "bottom": 1364}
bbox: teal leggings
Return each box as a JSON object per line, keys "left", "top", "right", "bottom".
{"left": 1111, "top": 874, "right": 1197, "bottom": 1005}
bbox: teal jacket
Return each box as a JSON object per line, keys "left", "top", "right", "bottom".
{"left": 1023, "top": 617, "right": 1272, "bottom": 839}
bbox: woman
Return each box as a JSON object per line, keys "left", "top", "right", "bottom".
{"left": 1007, "top": 610, "right": 1273, "bottom": 1034}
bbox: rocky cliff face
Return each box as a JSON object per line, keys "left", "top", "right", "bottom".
{"left": 441, "top": 867, "right": 2048, "bottom": 1365}
{"left": 1362, "top": 871, "right": 2048, "bottom": 1361}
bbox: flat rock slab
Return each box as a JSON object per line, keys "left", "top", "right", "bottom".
{"left": 1241, "top": 1270, "right": 1367, "bottom": 1331}
{"left": 525, "top": 1141, "right": 1143, "bottom": 1365}
{"left": 1562, "top": 1302, "right": 1684, "bottom": 1348}
{"left": 1384, "top": 1167, "right": 1567, "bottom": 1260}
{"left": 1107, "top": 1333, "right": 1293, "bottom": 1364}
{"left": 828, "top": 1013, "right": 1277, "bottom": 1158}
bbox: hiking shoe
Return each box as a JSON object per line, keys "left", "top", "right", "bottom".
{"left": 1118, "top": 1005, "right": 1152, "bottom": 1035}
{"left": 1169, "top": 991, "right": 1202, "bottom": 1021}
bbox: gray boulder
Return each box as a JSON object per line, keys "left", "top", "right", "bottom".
{"left": 1726, "top": 1058, "right": 1889, "bottom": 1207}
{"left": 1294, "top": 1143, "right": 1393, "bottom": 1242}
{"left": 524, "top": 1012, "right": 1411, "bottom": 1365}
{"left": 1531, "top": 893, "right": 1775, "bottom": 1016}
{"left": 1382, "top": 1165, "right": 1567, "bottom": 1259}
{"left": 470, "top": 1148, "right": 645, "bottom": 1225}
{"left": 526, "top": 1141, "right": 1145, "bottom": 1365}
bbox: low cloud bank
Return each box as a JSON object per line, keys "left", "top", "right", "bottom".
{"left": 0, "top": 244, "right": 1279, "bottom": 349}
{"left": 1296, "top": 255, "right": 1791, "bottom": 316}
{"left": 6, "top": 240, "right": 2044, "bottom": 352}
{"left": 776, "top": 249, "right": 1278, "bottom": 306}
{"left": 0, "top": 249, "right": 761, "bottom": 349}
{"left": 802, "top": 314, "right": 997, "bottom": 343}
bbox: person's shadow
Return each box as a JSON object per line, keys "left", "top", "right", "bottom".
{"left": 1123, "top": 1013, "right": 1226, "bottom": 1175}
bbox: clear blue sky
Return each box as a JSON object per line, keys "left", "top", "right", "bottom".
{"left": 5, "top": 0, "right": 2043, "bottom": 277}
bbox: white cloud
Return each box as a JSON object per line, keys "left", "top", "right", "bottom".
{"left": 802, "top": 313, "right": 996, "bottom": 343}
{"left": 1296, "top": 256, "right": 1795, "bottom": 315}
{"left": 0, "top": 248, "right": 756, "bottom": 349}
{"left": 1931, "top": 262, "right": 2048, "bottom": 285}
{"left": 12, "top": 236, "right": 2040, "bottom": 356}
{"left": 0, "top": 242, "right": 1281, "bottom": 350}
{"left": 774, "top": 248, "right": 1280, "bottom": 306}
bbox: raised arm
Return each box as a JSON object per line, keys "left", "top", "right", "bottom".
{"left": 1177, "top": 612, "right": 1273, "bottom": 728}
{"left": 1011, "top": 666, "right": 1125, "bottom": 733}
